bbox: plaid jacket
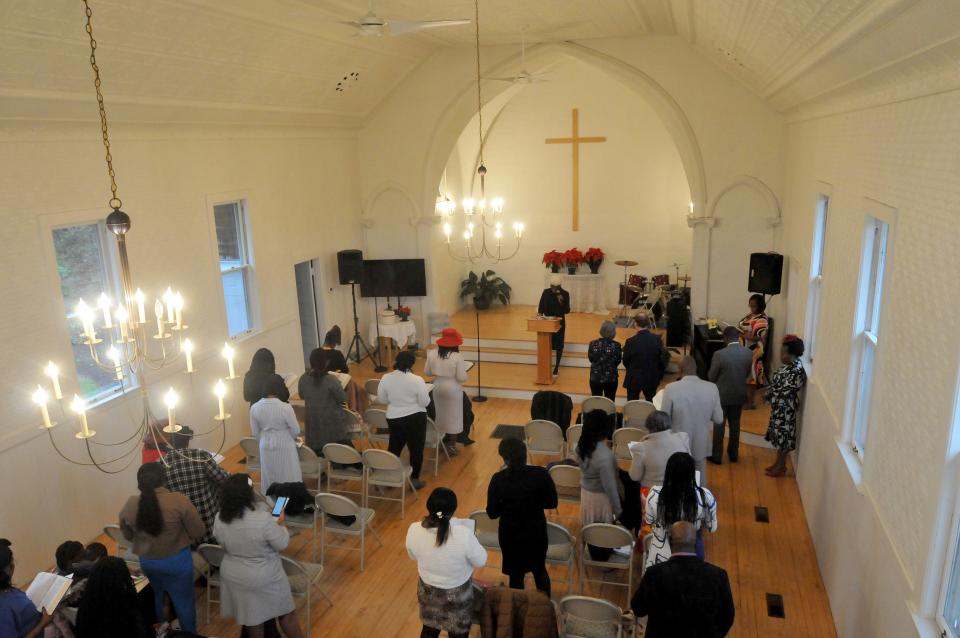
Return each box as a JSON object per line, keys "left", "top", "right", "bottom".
{"left": 163, "top": 449, "right": 229, "bottom": 544}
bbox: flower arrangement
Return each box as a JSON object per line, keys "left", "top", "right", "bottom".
{"left": 584, "top": 247, "right": 605, "bottom": 273}
{"left": 563, "top": 248, "right": 584, "bottom": 274}
{"left": 542, "top": 250, "right": 565, "bottom": 273}
{"left": 396, "top": 306, "right": 411, "bottom": 321}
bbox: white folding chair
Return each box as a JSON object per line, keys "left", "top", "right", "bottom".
{"left": 239, "top": 437, "right": 261, "bottom": 474}
{"left": 525, "top": 419, "right": 565, "bottom": 463}
{"left": 298, "top": 445, "right": 323, "bottom": 489}
{"left": 364, "top": 379, "right": 384, "bottom": 409}
{"left": 314, "top": 492, "right": 382, "bottom": 571}
{"left": 281, "top": 554, "right": 333, "bottom": 633}
{"left": 103, "top": 524, "right": 139, "bottom": 565}
{"left": 264, "top": 494, "right": 318, "bottom": 559}
{"left": 582, "top": 396, "right": 616, "bottom": 416}
{"left": 549, "top": 464, "right": 582, "bottom": 520}
{"left": 579, "top": 524, "right": 635, "bottom": 607}
{"left": 424, "top": 417, "right": 451, "bottom": 477}
{"left": 363, "top": 408, "right": 391, "bottom": 449}
{"left": 612, "top": 427, "right": 648, "bottom": 462}
{"left": 638, "top": 287, "right": 662, "bottom": 315}
{"left": 565, "top": 424, "right": 582, "bottom": 460}
{"left": 322, "top": 443, "right": 365, "bottom": 504}
{"left": 362, "top": 448, "right": 419, "bottom": 518}
{"left": 622, "top": 400, "right": 656, "bottom": 429}
{"left": 196, "top": 543, "right": 224, "bottom": 624}
{"left": 546, "top": 521, "right": 577, "bottom": 593}
{"left": 558, "top": 595, "right": 624, "bottom": 638}
{"left": 342, "top": 408, "right": 366, "bottom": 446}
{"left": 469, "top": 510, "right": 501, "bottom": 568}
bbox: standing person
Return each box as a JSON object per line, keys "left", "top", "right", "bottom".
{"left": 377, "top": 350, "right": 431, "bottom": 490}
{"left": 660, "top": 356, "right": 723, "bottom": 487}
{"left": 214, "top": 474, "right": 305, "bottom": 638}
{"left": 538, "top": 274, "right": 571, "bottom": 376}
{"left": 707, "top": 326, "right": 754, "bottom": 464}
{"left": 765, "top": 335, "right": 808, "bottom": 478}
{"left": 406, "top": 488, "right": 487, "bottom": 638}
{"left": 119, "top": 463, "right": 205, "bottom": 634}
{"left": 244, "top": 348, "right": 290, "bottom": 407}
{"left": 631, "top": 522, "right": 735, "bottom": 638}
{"left": 250, "top": 375, "right": 303, "bottom": 494}
{"left": 486, "top": 438, "right": 558, "bottom": 596}
{"left": 576, "top": 410, "right": 622, "bottom": 529}
{"left": 299, "top": 348, "right": 351, "bottom": 455}
{"left": 424, "top": 328, "right": 469, "bottom": 455}
{"left": 321, "top": 325, "right": 350, "bottom": 374}
{"left": 163, "top": 426, "right": 229, "bottom": 544}
{"left": 0, "top": 539, "right": 51, "bottom": 638}
{"left": 587, "top": 320, "right": 622, "bottom": 400}
{"left": 738, "top": 293, "right": 769, "bottom": 409}
{"left": 622, "top": 314, "right": 667, "bottom": 401}
{"left": 627, "top": 411, "right": 690, "bottom": 489}
{"left": 75, "top": 557, "right": 154, "bottom": 638}
{"left": 643, "top": 452, "right": 717, "bottom": 570}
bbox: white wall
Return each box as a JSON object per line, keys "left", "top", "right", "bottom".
{"left": 0, "top": 121, "right": 361, "bottom": 576}
{"left": 777, "top": 89, "right": 960, "bottom": 636}
{"left": 440, "top": 59, "right": 691, "bottom": 307}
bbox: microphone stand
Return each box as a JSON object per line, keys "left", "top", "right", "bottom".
{"left": 472, "top": 304, "right": 487, "bottom": 402}
{"left": 372, "top": 296, "right": 388, "bottom": 372}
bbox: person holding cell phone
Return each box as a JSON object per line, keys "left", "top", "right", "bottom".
{"left": 214, "top": 474, "right": 304, "bottom": 638}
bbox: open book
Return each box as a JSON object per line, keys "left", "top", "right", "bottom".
{"left": 331, "top": 371, "right": 351, "bottom": 389}
{"left": 450, "top": 517, "right": 476, "bottom": 533}
{"left": 25, "top": 572, "right": 72, "bottom": 613}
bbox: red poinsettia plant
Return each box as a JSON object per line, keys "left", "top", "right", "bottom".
{"left": 563, "top": 248, "right": 584, "bottom": 266}
{"left": 542, "top": 250, "right": 565, "bottom": 271}
{"left": 584, "top": 247, "right": 605, "bottom": 271}
{"left": 396, "top": 306, "right": 412, "bottom": 321}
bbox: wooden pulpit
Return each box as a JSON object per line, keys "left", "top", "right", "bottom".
{"left": 527, "top": 317, "right": 561, "bottom": 385}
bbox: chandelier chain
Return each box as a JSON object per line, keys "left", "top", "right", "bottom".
{"left": 82, "top": 0, "right": 122, "bottom": 211}
{"left": 474, "top": 0, "right": 483, "bottom": 167}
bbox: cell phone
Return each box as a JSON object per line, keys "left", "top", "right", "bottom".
{"left": 271, "top": 496, "right": 290, "bottom": 517}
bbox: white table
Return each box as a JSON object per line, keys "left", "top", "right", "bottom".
{"left": 544, "top": 272, "right": 607, "bottom": 314}
{"left": 369, "top": 320, "right": 417, "bottom": 364}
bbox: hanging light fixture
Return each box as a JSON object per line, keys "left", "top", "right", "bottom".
{"left": 438, "top": 0, "right": 523, "bottom": 263}
{"left": 29, "top": 0, "right": 233, "bottom": 472}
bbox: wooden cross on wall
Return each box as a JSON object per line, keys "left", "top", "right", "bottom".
{"left": 545, "top": 108, "right": 607, "bottom": 231}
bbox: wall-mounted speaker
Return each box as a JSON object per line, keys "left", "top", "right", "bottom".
{"left": 748, "top": 252, "right": 783, "bottom": 295}
{"left": 337, "top": 249, "right": 363, "bottom": 285}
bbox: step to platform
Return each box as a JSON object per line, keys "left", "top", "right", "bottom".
{"left": 461, "top": 344, "right": 590, "bottom": 368}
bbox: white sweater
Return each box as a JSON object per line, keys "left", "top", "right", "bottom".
{"left": 406, "top": 521, "right": 487, "bottom": 589}
{"left": 377, "top": 370, "right": 430, "bottom": 419}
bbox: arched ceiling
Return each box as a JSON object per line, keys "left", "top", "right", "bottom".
{"left": 1, "top": 0, "right": 957, "bottom": 126}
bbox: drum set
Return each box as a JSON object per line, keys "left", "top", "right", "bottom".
{"left": 615, "top": 260, "right": 691, "bottom": 321}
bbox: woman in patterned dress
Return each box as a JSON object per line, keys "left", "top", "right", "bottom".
{"left": 738, "top": 294, "right": 769, "bottom": 409}
{"left": 764, "top": 335, "right": 807, "bottom": 477}
{"left": 587, "top": 320, "right": 622, "bottom": 400}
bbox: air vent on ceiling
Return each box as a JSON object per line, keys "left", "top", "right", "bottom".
{"left": 335, "top": 71, "right": 360, "bottom": 93}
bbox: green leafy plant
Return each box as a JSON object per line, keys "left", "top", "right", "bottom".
{"left": 458, "top": 270, "right": 511, "bottom": 310}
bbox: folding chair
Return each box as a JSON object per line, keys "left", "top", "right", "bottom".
{"left": 424, "top": 417, "right": 451, "bottom": 476}
{"left": 525, "top": 419, "right": 565, "bottom": 463}
{"left": 546, "top": 521, "right": 577, "bottom": 593}
{"left": 579, "top": 524, "right": 635, "bottom": 607}
{"left": 102, "top": 524, "right": 138, "bottom": 565}
{"left": 622, "top": 400, "right": 656, "bottom": 428}
{"left": 322, "top": 443, "right": 365, "bottom": 504}
{"left": 298, "top": 445, "right": 323, "bottom": 490}
{"left": 265, "top": 494, "right": 317, "bottom": 559}
{"left": 238, "top": 437, "right": 261, "bottom": 474}
{"left": 363, "top": 408, "right": 391, "bottom": 449}
{"left": 565, "top": 424, "right": 582, "bottom": 460}
{"left": 362, "top": 448, "right": 419, "bottom": 518}
{"left": 281, "top": 555, "right": 333, "bottom": 633}
{"left": 196, "top": 544, "right": 224, "bottom": 624}
{"left": 469, "top": 510, "right": 501, "bottom": 568}
{"left": 364, "top": 379, "right": 385, "bottom": 409}
{"left": 342, "top": 408, "right": 366, "bottom": 446}
{"left": 549, "top": 464, "right": 582, "bottom": 520}
{"left": 582, "top": 396, "right": 616, "bottom": 416}
{"left": 314, "top": 492, "right": 382, "bottom": 571}
{"left": 558, "top": 595, "right": 624, "bottom": 638}
{"left": 612, "top": 427, "right": 648, "bottom": 463}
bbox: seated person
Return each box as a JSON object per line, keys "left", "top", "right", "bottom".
{"left": 53, "top": 541, "right": 84, "bottom": 577}
{"left": 163, "top": 426, "right": 229, "bottom": 544}
{"left": 0, "top": 538, "right": 51, "bottom": 638}
{"left": 631, "top": 521, "right": 735, "bottom": 638}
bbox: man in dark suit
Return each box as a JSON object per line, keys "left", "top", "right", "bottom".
{"left": 622, "top": 314, "right": 667, "bottom": 401}
{"left": 631, "top": 521, "right": 735, "bottom": 638}
{"left": 707, "top": 326, "right": 754, "bottom": 463}
{"left": 538, "top": 274, "right": 571, "bottom": 376}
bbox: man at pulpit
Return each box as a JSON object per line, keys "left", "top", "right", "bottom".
{"left": 538, "top": 274, "right": 571, "bottom": 376}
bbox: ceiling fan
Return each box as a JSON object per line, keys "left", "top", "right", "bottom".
{"left": 340, "top": 0, "right": 471, "bottom": 37}
{"left": 486, "top": 33, "right": 550, "bottom": 84}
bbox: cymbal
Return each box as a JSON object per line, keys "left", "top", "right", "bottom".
{"left": 678, "top": 276, "right": 692, "bottom": 283}
{"left": 614, "top": 260, "right": 639, "bottom": 267}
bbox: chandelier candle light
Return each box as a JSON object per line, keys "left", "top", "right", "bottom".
{"left": 29, "top": 0, "right": 235, "bottom": 472}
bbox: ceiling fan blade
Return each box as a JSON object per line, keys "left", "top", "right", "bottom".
{"left": 483, "top": 76, "right": 520, "bottom": 82}
{"left": 388, "top": 19, "right": 471, "bottom": 36}
{"left": 338, "top": 21, "right": 365, "bottom": 29}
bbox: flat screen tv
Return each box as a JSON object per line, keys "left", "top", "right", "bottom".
{"left": 359, "top": 259, "right": 427, "bottom": 298}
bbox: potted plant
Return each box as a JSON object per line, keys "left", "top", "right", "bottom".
{"left": 396, "top": 305, "right": 411, "bottom": 322}
{"left": 542, "top": 250, "right": 564, "bottom": 273}
{"left": 584, "top": 247, "right": 605, "bottom": 274}
{"left": 458, "top": 270, "right": 512, "bottom": 310}
{"left": 563, "top": 248, "right": 584, "bottom": 275}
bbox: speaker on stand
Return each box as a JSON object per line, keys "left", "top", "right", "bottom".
{"left": 336, "top": 250, "right": 382, "bottom": 370}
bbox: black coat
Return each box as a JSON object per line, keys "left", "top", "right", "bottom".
{"left": 631, "top": 556, "right": 735, "bottom": 638}
{"left": 538, "top": 287, "right": 571, "bottom": 348}
{"left": 486, "top": 465, "right": 558, "bottom": 576}
{"left": 322, "top": 347, "right": 349, "bottom": 374}
{"left": 622, "top": 330, "right": 666, "bottom": 392}
{"left": 531, "top": 390, "right": 573, "bottom": 434}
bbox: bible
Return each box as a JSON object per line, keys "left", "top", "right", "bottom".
{"left": 25, "top": 572, "right": 72, "bottom": 613}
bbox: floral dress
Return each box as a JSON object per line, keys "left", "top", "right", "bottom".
{"left": 738, "top": 312, "right": 769, "bottom": 386}
{"left": 764, "top": 359, "right": 807, "bottom": 452}
{"left": 587, "top": 337, "right": 622, "bottom": 384}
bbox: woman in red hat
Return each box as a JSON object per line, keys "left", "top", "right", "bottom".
{"left": 424, "top": 327, "right": 470, "bottom": 455}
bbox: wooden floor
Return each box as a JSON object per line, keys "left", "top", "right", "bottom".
{"left": 95, "top": 396, "right": 832, "bottom": 637}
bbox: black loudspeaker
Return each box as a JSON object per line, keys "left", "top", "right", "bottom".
{"left": 748, "top": 252, "right": 784, "bottom": 295}
{"left": 666, "top": 296, "right": 690, "bottom": 348}
{"left": 337, "top": 249, "right": 363, "bottom": 285}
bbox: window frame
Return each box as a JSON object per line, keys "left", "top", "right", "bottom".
{"left": 210, "top": 197, "right": 259, "bottom": 340}
{"left": 804, "top": 194, "right": 829, "bottom": 366}
{"left": 938, "top": 481, "right": 960, "bottom": 637}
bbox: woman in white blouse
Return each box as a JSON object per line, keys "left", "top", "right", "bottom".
{"left": 406, "top": 487, "right": 487, "bottom": 638}
{"left": 250, "top": 375, "right": 303, "bottom": 494}
{"left": 377, "top": 350, "right": 431, "bottom": 490}
{"left": 424, "top": 328, "right": 469, "bottom": 456}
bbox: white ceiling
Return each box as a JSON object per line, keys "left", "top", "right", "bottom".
{"left": 1, "top": 0, "right": 957, "bottom": 125}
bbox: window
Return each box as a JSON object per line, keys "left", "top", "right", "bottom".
{"left": 804, "top": 195, "right": 828, "bottom": 363}
{"left": 939, "top": 386, "right": 960, "bottom": 637}
{"left": 52, "top": 222, "right": 129, "bottom": 401}
{"left": 849, "top": 217, "right": 889, "bottom": 457}
{"left": 214, "top": 201, "right": 256, "bottom": 337}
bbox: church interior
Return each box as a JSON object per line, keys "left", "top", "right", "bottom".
{"left": 1, "top": 1, "right": 959, "bottom": 637}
